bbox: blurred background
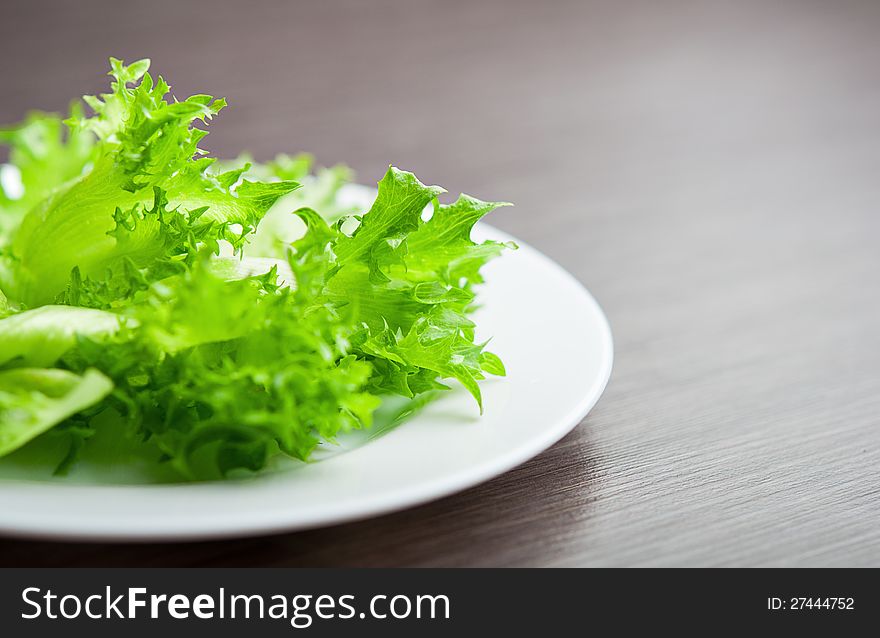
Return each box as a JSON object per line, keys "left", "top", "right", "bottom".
{"left": 1, "top": 0, "right": 878, "bottom": 565}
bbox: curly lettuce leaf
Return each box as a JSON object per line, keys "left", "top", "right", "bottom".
{"left": 305, "top": 167, "right": 511, "bottom": 410}
{"left": 1, "top": 58, "right": 299, "bottom": 307}
{"left": 215, "top": 153, "right": 357, "bottom": 259}
{"left": 60, "top": 261, "right": 379, "bottom": 478}
{"left": 0, "top": 106, "right": 96, "bottom": 237}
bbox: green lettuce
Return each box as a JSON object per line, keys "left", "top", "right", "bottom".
{"left": 0, "top": 58, "right": 510, "bottom": 479}
{"left": 0, "top": 104, "right": 96, "bottom": 237}
{"left": 1, "top": 58, "right": 298, "bottom": 307}
{"left": 0, "top": 368, "right": 113, "bottom": 458}
{"left": 0, "top": 306, "right": 127, "bottom": 367}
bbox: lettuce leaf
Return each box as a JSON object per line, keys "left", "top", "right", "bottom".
{"left": 213, "top": 153, "right": 357, "bottom": 259}
{"left": 0, "top": 58, "right": 511, "bottom": 479}
{"left": 0, "top": 305, "right": 126, "bottom": 368}
{"left": 1, "top": 58, "right": 298, "bottom": 307}
{"left": 0, "top": 105, "right": 96, "bottom": 237}
{"left": 0, "top": 368, "right": 112, "bottom": 457}
{"left": 306, "top": 167, "right": 512, "bottom": 410}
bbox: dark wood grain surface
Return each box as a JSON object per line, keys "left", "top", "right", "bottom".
{"left": 1, "top": 0, "right": 878, "bottom": 566}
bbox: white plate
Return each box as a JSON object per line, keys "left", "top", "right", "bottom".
{"left": 0, "top": 220, "right": 612, "bottom": 541}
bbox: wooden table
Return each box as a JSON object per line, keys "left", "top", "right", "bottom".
{"left": 1, "top": 0, "right": 877, "bottom": 566}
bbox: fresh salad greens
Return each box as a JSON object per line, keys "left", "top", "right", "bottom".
{"left": 0, "top": 58, "right": 511, "bottom": 479}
